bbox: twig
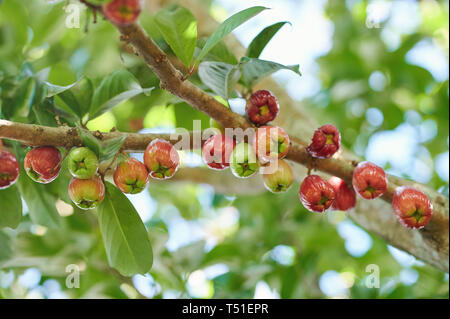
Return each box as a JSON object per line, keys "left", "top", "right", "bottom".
{"left": 100, "top": 149, "right": 122, "bottom": 181}
{"left": 52, "top": 146, "right": 71, "bottom": 173}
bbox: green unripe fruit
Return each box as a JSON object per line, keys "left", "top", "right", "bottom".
{"left": 229, "top": 142, "right": 259, "bottom": 178}
{"left": 68, "top": 147, "right": 99, "bottom": 179}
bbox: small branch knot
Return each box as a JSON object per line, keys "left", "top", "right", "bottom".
{"left": 94, "top": 130, "right": 104, "bottom": 140}
{"left": 154, "top": 55, "right": 167, "bottom": 64}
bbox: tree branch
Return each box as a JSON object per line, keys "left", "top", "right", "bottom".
{"left": 106, "top": 14, "right": 449, "bottom": 271}
{"left": 150, "top": 166, "right": 450, "bottom": 272}
{"left": 1, "top": 1, "right": 448, "bottom": 272}
{"left": 0, "top": 119, "right": 193, "bottom": 151}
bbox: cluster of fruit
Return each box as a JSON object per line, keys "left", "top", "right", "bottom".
{"left": 202, "top": 89, "right": 433, "bottom": 230}
{"left": 1, "top": 0, "right": 435, "bottom": 229}
{"left": 0, "top": 94, "right": 433, "bottom": 230}
{"left": 0, "top": 139, "right": 180, "bottom": 210}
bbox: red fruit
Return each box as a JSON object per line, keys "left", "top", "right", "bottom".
{"left": 68, "top": 176, "right": 105, "bottom": 210}
{"left": 299, "top": 175, "right": 336, "bottom": 213}
{"left": 246, "top": 90, "right": 279, "bottom": 125}
{"left": 103, "top": 0, "right": 141, "bottom": 25}
{"left": 24, "top": 146, "right": 62, "bottom": 184}
{"left": 202, "top": 134, "right": 236, "bottom": 170}
{"left": 328, "top": 176, "right": 356, "bottom": 211}
{"left": 307, "top": 124, "right": 341, "bottom": 159}
{"left": 392, "top": 187, "right": 433, "bottom": 229}
{"left": 144, "top": 138, "right": 180, "bottom": 179}
{"left": 252, "top": 126, "right": 290, "bottom": 161}
{"left": 0, "top": 148, "right": 20, "bottom": 190}
{"left": 114, "top": 157, "right": 149, "bottom": 194}
{"left": 352, "top": 161, "right": 387, "bottom": 199}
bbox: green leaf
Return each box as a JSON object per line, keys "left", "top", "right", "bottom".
{"left": 246, "top": 21, "right": 290, "bottom": 58}
{"left": 11, "top": 77, "right": 36, "bottom": 119}
{"left": 98, "top": 182, "right": 153, "bottom": 276}
{"left": 0, "top": 186, "right": 22, "bottom": 229}
{"left": 99, "top": 135, "right": 127, "bottom": 162}
{"left": 76, "top": 124, "right": 101, "bottom": 158}
{"left": 89, "top": 70, "right": 153, "bottom": 119}
{"left": 196, "top": 39, "right": 238, "bottom": 64}
{"left": 76, "top": 125, "right": 126, "bottom": 162}
{"left": 194, "top": 6, "right": 267, "bottom": 65}
{"left": 174, "top": 102, "right": 210, "bottom": 131}
{"left": 154, "top": 5, "right": 197, "bottom": 67}
{"left": 0, "top": 230, "right": 12, "bottom": 263}
{"left": 48, "top": 77, "right": 93, "bottom": 119}
{"left": 198, "top": 61, "right": 240, "bottom": 99}
{"left": 17, "top": 173, "right": 60, "bottom": 228}
{"left": 239, "top": 57, "right": 301, "bottom": 88}
{"left": 31, "top": 99, "right": 59, "bottom": 127}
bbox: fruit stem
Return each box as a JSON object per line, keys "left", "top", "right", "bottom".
{"left": 52, "top": 147, "right": 71, "bottom": 173}
{"left": 100, "top": 148, "right": 123, "bottom": 178}
{"left": 181, "top": 65, "right": 196, "bottom": 81}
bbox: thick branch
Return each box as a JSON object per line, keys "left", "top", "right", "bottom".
{"left": 0, "top": 119, "right": 192, "bottom": 151}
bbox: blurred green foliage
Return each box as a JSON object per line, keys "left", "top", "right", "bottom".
{"left": 0, "top": 0, "right": 448, "bottom": 299}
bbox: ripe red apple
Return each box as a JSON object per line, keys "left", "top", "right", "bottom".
{"left": 307, "top": 124, "right": 341, "bottom": 159}
{"left": 114, "top": 157, "right": 149, "bottom": 194}
{"left": 202, "top": 134, "right": 236, "bottom": 170}
{"left": 328, "top": 176, "right": 356, "bottom": 211}
{"left": 68, "top": 176, "right": 105, "bottom": 210}
{"left": 252, "top": 126, "right": 290, "bottom": 161}
{"left": 102, "top": 0, "right": 141, "bottom": 25}
{"left": 392, "top": 186, "right": 433, "bottom": 229}
{"left": 144, "top": 138, "right": 180, "bottom": 180}
{"left": 263, "top": 159, "right": 294, "bottom": 193}
{"left": 352, "top": 161, "right": 387, "bottom": 199}
{"left": 0, "top": 147, "right": 20, "bottom": 190}
{"left": 24, "top": 146, "right": 62, "bottom": 184}
{"left": 246, "top": 90, "right": 279, "bottom": 125}
{"left": 299, "top": 175, "right": 336, "bottom": 213}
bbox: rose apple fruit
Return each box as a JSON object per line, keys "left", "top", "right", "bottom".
{"left": 263, "top": 159, "right": 294, "bottom": 193}
{"left": 144, "top": 138, "right": 180, "bottom": 180}
{"left": 229, "top": 142, "right": 259, "bottom": 178}
{"left": 68, "top": 176, "right": 105, "bottom": 210}
{"left": 202, "top": 134, "right": 236, "bottom": 170}
{"left": 352, "top": 161, "right": 387, "bottom": 199}
{"left": 328, "top": 176, "right": 356, "bottom": 211}
{"left": 392, "top": 186, "right": 433, "bottom": 229}
{"left": 68, "top": 147, "right": 99, "bottom": 179}
{"left": 246, "top": 90, "right": 279, "bottom": 125}
{"left": 114, "top": 157, "right": 149, "bottom": 194}
{"left": 24, "top": 146, "right": 62, "bottom": 184}
{"left": 307, "top": 124, "right": 341, "bottom": 159}
{"left": 252, "top": 126, "right": 290, "bottom": 161}
{"left": 299, "top": 175, "right": 336, "bottom": 213}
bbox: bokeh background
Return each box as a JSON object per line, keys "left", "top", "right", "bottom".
{"left": 0, "top": 0, "right": 448, "bottom": 298}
